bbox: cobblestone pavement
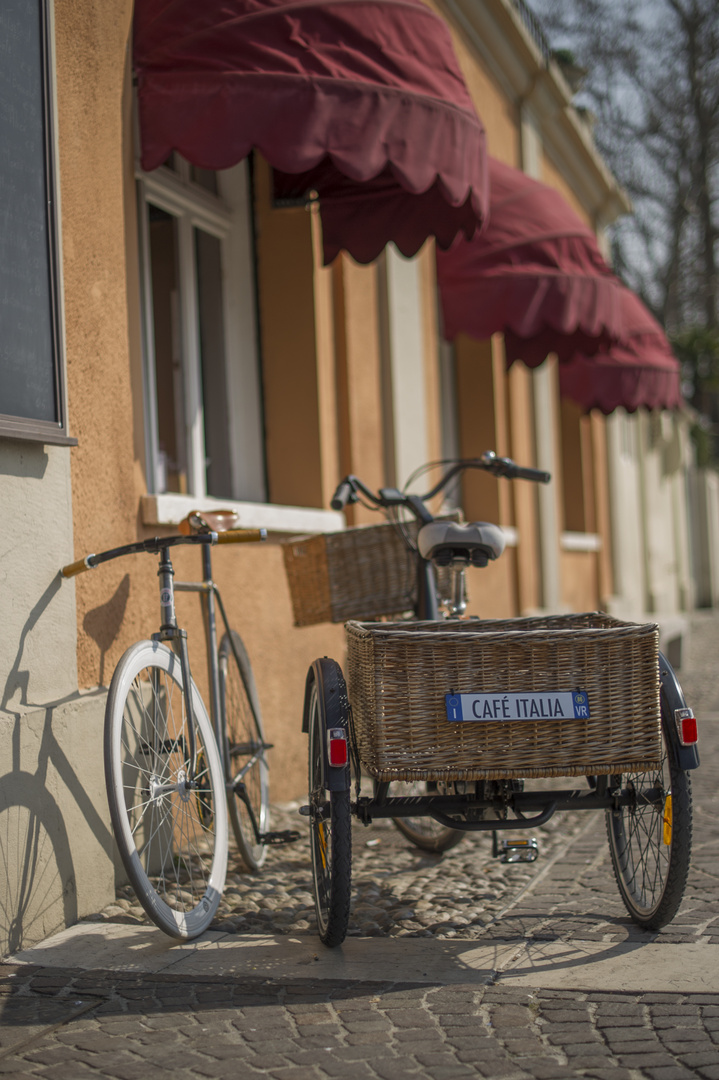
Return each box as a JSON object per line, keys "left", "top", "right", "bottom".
{"left": 2, "top": 613, "right": 719, "bottom": 1078}
{"left": 2, "top": 967, "right": 719, "bottom": 1080}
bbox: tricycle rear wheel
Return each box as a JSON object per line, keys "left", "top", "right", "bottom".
{"left": 606, "top": 694, "right": 692, "bottom": 930}
{"left": 308, "top": 674, "right": 352, "bottom": 947}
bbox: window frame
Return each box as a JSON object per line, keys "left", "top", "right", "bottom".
{"left": 136, "top": 156, "right": 266, "bottom": 501}
{"left": 0, "top": 0, "right": 75, "bottom": 447}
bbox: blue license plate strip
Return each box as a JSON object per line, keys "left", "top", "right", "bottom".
{"left": 445, "top": 691, "right": 590, "bottom": 722}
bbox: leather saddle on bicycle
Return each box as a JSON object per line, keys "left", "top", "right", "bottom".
{"left": 179, "top": 509, "right": 240, "bottom": 534}
{"left": 417, "top": 521, "right": 505, "bottom": 568}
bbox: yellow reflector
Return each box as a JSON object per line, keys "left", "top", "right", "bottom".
{"left": 663, "top": 795, "right": 673, "bottom": 845}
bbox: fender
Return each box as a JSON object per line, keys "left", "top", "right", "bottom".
{"left": 659, "top": 651, "right": 700, "bottom": 771}
{"left": 302, "top": 657, "right": 351, "bottom": 791}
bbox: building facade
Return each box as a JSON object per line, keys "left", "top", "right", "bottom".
{"left": 0, "top": 0, "right": 698, "bottom": 955}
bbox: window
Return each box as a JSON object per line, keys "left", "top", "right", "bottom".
{"left": 0, "top": 0, "right": 73, "bottom": 445}
{"left": 137, "top": 156, "right": 265, "bottom": 502}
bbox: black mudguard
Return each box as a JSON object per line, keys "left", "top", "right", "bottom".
{"left": 659, "top": 651, "right": 700, "bottom": 771}
{"left": 302, "top": 657, "right": 351, "bottom": 791}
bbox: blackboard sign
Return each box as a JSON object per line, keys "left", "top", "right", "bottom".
{"left": 0, "top": 0, "right": 73, "bottom": 444}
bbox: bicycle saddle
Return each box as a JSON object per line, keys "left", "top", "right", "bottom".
{"left": 179, "top": 509, "right": 240, "bottom": 534}
{"left": 417, "top": 521, "right": 505, "bottom": 568}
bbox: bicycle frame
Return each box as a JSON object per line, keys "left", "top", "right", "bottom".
{"left": 174, "top": 544, "right": 270, "bottom": 843}
{"left": 61, "top": 525, "right": 268, "bottom": 821}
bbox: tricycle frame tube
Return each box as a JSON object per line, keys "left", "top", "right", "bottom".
{"left": 354, "top": 784, "right": 661, "bottom": 831}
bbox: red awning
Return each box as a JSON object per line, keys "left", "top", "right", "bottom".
{"left": 436, "top": 157, "right": 624, "bottom": 365}
{"left": 134, "top": 0, "right": 488, "bottom": 265}
{"left": 559, "top": 288, "right": 683, "bottom": 413}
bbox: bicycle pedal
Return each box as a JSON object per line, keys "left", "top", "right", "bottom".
{"left": 260, "top": 830, "right": 301, "bottom": 845}
{"left": 493, "top": 837, "right": 539, "bottom": 863}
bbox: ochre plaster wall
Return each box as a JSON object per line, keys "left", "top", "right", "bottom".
{"left": 333, "top": 255, "right": 386, "bottom": 528}
{"left": 591, "top": 413, "right": 614, "bottom": 604}
{"left": 540, "top": 154, "right": 593, "bottom": 225}
{"left": 424, "top": 0, "right": 521, "bottom": 163}
{"left": 508, "top": 363, "right": 541, "bottom": 613}
{"left": 57, "top": 6, "right": 346, "bottom": 800}
{"left": 561, "top": 551, "right": 600, "bottom": 612}
{"left": 55, "top": 0, "right": 146, "bottom": 689}
{"left": 254, "top": 156, "right": 326, "bottom": 510}
{"left": 419, "top": 240, "right": 443, "bottom": 468}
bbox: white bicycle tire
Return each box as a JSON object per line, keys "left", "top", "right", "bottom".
{"left": 104, "top": 640, "right": 228, "bottom": 939}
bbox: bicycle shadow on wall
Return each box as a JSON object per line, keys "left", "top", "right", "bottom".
{"left": 0, "top": 577, "right": 114, "bottom": 955}
{"left": 82, "top": 573, "right": 130, "bottom": 687}
{"left": 0, "top": 724, "right": 78, "bottom": 957}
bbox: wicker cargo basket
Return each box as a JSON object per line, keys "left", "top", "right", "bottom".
{"left": 282, "top": 520, "right": 455, "bottom": 627}
{"left": 346, "top": 612, "right": 661, "bottom": 781}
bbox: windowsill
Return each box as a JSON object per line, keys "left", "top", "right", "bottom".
{"left": 141, "top": 493, "right": 345, "bottom": 536}
{"left": 561, "top": 531, "right": 602, "bottom": 553}
{"left": 0, "top": 421, "right": 77, "bottom": 447}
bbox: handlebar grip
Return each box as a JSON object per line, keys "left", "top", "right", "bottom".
{"left": 216, "top": 528, "right": 267, "bottom": 545}
{"left": 331, "top": 481, "right": 353, "bottom": 511}
{"left": 61, "top": 555, "right": 97, "bottom": 578}
{"left": 514, "top": 466, "right": 551, "bottom": 484}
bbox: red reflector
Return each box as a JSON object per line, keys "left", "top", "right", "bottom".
{"left": 681, "top": 715, "right": 698, "bottom": 744}
{"left": 327, "top": 727, "right": 348, "bottom": 767}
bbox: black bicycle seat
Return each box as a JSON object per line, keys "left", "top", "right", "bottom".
{"left": 417, "top": 521, "right": 506, "bottom": 568}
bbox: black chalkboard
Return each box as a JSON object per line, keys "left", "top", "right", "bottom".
{"left": 0, "top": 0, "right": 63, "bottom": 433}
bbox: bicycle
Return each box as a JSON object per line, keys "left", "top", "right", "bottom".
{"left": 62, "top": 509, "right": 298, "bottom": 940}
{"left": 301, "top": 453, "right": 700, "bottom": 947}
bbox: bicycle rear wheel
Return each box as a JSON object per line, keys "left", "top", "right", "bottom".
{"left": 219, "top": 630, "right": 270, "bottom": 871}
{"left": 606, "top": 693, "right": 692, "bottom": 930}
{"left": 104, "top": 640, "right": 228, "bottom": 940}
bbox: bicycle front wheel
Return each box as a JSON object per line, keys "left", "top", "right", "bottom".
{"left": 606, "top": 694, "right": 692, "bottom": 930}
{"left": 219, "top": 630, "right": 270, "bottom": 871}
{"left": 104, "top": 641, "right": 228, "bottom": 940}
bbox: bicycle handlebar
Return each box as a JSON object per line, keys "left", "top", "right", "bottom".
{"left": 330, "top": 481, "right": 353, "bottom": 511}
{"left": 61, "top": 528, "right": 267, "bottom": 578}
{"left": 329, "top": 452, "right": 550, "bottom": 518}
{"left": 476, "top": 451, "right": 550, "bottom": 485}
{"left": 61, "top": 555, "right": 98, "bottom": 578}
{"left": 216, "top": 528, "right": 266, "bottom": 545}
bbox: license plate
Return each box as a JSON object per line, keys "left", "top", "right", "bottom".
{"left": 445, "top": 691, "right": 590, "bottom": 722}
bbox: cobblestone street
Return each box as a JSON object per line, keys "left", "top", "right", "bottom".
{"left": 2, "top": 612, "right": 719, "bottom": 1078}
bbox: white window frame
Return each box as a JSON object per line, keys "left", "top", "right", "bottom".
{"left": 136, "top": 157, "right": 266, "bottom": 502}
{"left": 136, "top": 157, "right": 342, "bottom": 534}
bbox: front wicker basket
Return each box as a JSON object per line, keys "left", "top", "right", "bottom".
{"left": 282, "top": 519, "right": 455, "bottom": 626}
{"left": 346, "top": 613, "right": 662, "bottom": 781}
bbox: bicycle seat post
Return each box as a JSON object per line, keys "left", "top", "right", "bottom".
{"left": 158, "top": 545, "right": 177, "bottom": 633}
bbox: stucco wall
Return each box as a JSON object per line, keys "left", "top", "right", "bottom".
{"left": 52, "top": 3, "right": 348, "bottom": 805}
{"left": 0, "top": 440, "right": 114, "bottom": 956}
{"left": 0, "top": 694, "right": 109, "bottom": 956}
{"left": 0, "top": 443, "right": 76, "bottom": 709}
